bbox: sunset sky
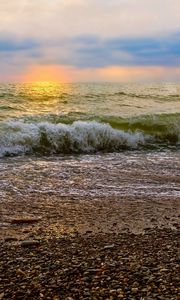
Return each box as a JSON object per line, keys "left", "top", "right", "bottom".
{"left": 0, "top": 0, "right": 180, "bottom": 82}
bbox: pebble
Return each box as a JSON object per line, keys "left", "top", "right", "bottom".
{"left": 131, "top": 287, "right": 139, "bottom": 293}
{"left": 103, "top": 244, "right": 115, "bottom": 249}
{"left": 20, "top": 240, "right": 40, "bottom": 247}
{"left": 117, "top": 294, "right": 124, "bottom": 299}
{"left": 0, "top": 293, "right": 4, "bottom": 300}
{"left": 0, "top": 229, "right": 178, "bottom": 299}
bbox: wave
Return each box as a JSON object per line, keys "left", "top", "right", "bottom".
{"left": 0, "top": 114, "right": 179, "bottom": 157}
{"left": 0, "top": 121, "right": 146, "bottom": 157}
{"left": 23, "top": 112, "right": 180, "bottom": 142}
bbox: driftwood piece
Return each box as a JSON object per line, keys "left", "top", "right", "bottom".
{"left": 10, "top": 217, "right": 41, "bottom": 225}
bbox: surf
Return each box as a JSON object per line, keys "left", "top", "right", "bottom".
{"left": 0, "top": 116, "right": 179, "bottom": 157}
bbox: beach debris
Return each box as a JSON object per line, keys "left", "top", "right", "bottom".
{"left": 4, "top": 236, "right": 18, "bottom": 242}
{"left": 103, "top": 244, "right": 115, "bottom": 250}
{"left": 10, "top": 217, "right": 42, "bottom": 225}
{"left": 85, "top": 230, "right": 93, "bottom": 234}
{"left": 16, "top": 268, "right": 26, "bottom": 277}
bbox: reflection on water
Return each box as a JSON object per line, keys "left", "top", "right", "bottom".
{"left": 0, "top": 81, "right": 72, "bottom": 120}
{"left": 16, "top": 81, "right": 68, "bottom": 100}
{"left": 15, "top": 81, "right": 71, "bottom": 115}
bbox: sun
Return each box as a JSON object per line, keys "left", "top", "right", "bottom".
{"left": 22, "top": 65, "right": 70, "bottom": 83}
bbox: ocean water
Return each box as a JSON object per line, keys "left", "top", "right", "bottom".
{"left": 0, "top": 82, "right": 180, "bottom": 156}
{"left": 0, "top": 82, "right": 180, "bottom": 204}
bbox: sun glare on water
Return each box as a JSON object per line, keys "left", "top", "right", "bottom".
{"left": 21, "top": 65, "right": 71, "bottom": 100}
{"left": 20, "top": 81, "right": 68, "bottom": 103}
{"left": 28, "top": 81, "right": 59, "bottom": 95}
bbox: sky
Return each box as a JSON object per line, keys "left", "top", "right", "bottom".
{"left": 0, "top": 0, "right": 180, "bottom": 82}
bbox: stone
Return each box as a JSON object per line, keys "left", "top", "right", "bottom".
{"left": 103, "top": 244, "right": 115, "bottom": 250}
{"left": 20, "top": 240, "right": 40, "bottom": 247}
{"left": 131, "top": 287, "right": 139, "bottom": 293}
{"left": 0, "top": 293, "right": 4, "bottom": 300}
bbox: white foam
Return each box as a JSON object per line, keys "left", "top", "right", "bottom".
{"left": 0, "top": 120, "right": 146, "bottom": 157}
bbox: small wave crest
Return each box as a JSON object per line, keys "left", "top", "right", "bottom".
{"left": 0, "top": 120, "right": 146, "bottom": 157}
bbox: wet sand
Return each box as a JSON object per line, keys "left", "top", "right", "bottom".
{"left": 0, "top": 194, "right": 179, "bottom": 240}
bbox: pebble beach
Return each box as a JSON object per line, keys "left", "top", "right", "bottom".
{"left": 0, "top": 152, "right": 179, "bottom": 300}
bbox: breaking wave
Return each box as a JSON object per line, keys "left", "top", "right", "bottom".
{"left": 0, "top": 121, "right": 147, "bottom": 157}
{"left": 0, "top": 115, "right": 179, "bottom": 157}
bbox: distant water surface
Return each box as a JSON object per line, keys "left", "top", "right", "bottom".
{"left": 0, "top": 82, "right": 180, "bottom": 119}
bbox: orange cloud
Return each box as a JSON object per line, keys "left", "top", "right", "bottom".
{"left": 15, "top": 64, "right": 180, "bottom": 83}
{"left": 22, "top": 65, "right": 71, "bottom": 83}
{"left": 67, "top": 65, "right": 180, "bottom": 82}
{"left": 96, "top": 66, "right": 176, "bottom": 82}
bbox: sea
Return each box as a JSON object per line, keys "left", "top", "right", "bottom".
{"left": 0, "top": 82, "right": 180, "bottom": 203}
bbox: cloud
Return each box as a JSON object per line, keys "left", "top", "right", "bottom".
{"left": 0, "top": 0, "right": 180, "bottom": 81}
{"left": 0, "top": 37, "right": 38, "bottom": 52}
{"left": 104, "top": 34, "right": 180, "bottom": 66}
{"left": 1, "top": 62, "right": 180, "bottom": 83}
{"left": 1, "top": 0, "right": 180, "bottom": 39}
{"left": 1, "top": 32, "right": 179, "bottom": 68}
{"left": 96, "top": 66, "right": 180, "bottom": 82}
